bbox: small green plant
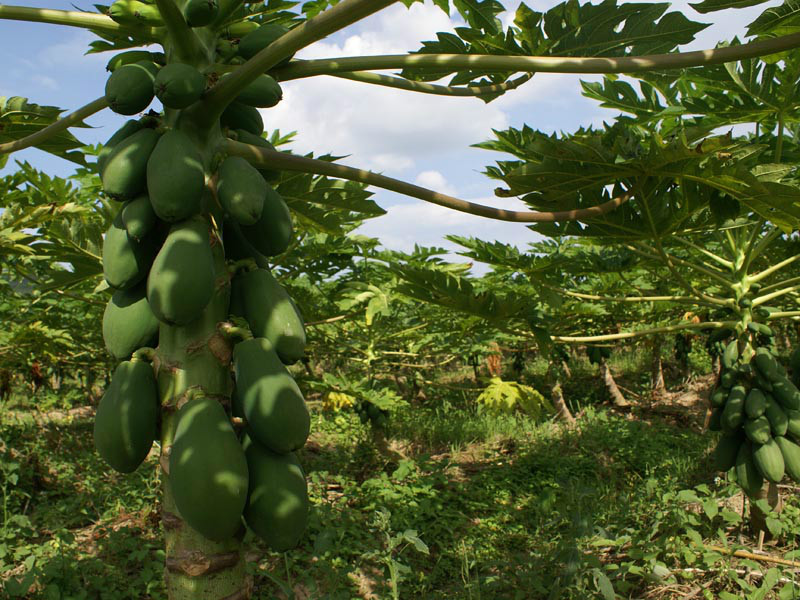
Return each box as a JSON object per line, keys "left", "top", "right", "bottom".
{"left": 476, "top": 376, "right": 553, "bottom": 418}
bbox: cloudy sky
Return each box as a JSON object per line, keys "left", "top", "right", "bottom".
{"left": 0, "top": 0, "right": 772, "bottom": 261}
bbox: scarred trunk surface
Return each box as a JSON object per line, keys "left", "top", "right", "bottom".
{"left": 599, "top": 357, "right": 629, "bottom": 408}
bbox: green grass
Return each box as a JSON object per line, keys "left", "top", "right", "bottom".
{"left": 4, "top": 351, "right": 800, "bottom": 600}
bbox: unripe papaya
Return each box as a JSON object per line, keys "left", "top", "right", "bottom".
{"left": 108, "top": 0, "right": 163, "bottom": 25}
{"left": 146, "top": 130, "right": 205, "bottom": 222}
{"left": 735, "top": 440, "right": 763, "bottom": 496}
{"left": 231, "top": 268, "right": 305, "bottom": 364}
{"left": 184, "top": 0, "right": 218, "bottom": 27}
{"left": 744, "top": 415, "right": 771, "bottom": 445}
{"left": 217, "top": 156, "right": 266, "bottom": 225}
{"left": 722, "top": 340, "right": 739, "bottom": 370}
{"left": 94, "top": 360, "right": 158, "bottom": 473}
{"left": 238, "top": 23, "right": 294, "bottom": 66}
{"left": 753, "top": 438, "right": 784, "bottom": 483}
{"left": 102, "top": 127, "right": 160, "bottom": 199}
{"left": 222, "top": 220, "right": 270, "bottom": 269}
{"left": 710, "top": 386, "right": 727, "bottom": 408}
{"left": 240, "top": 184, "right": 293, "bottom": 256}
{"left": 720, "top": 370, "right": 736, "bottom": 388}
{"left": 154, "top": 63, "right": 206, "bottom": 109}
{"left": 772, "top": 377, "right": 800, "bottom": 410}
{"left": 754, "top": 347, "right": 779, "bottom": 381}
{"left": 242, "top": 436, "right": 308, "bottom": 551}
{"left": 223, "top": 20, "right": 259, "bottom": 38}
{"left": 775, "top": 436, "right": 800, "bottom": 482}
{"left": 169, "top": 397, "right": 249, "bottom": 541}
{"left": 787, "top": 409, "right": 800, "bottom": 438}
{"left": 106, "top": 50, "right": 165, "bottom": 72}
{"left": 147, "top": 217, "right": 215, "bottom": 325}
{"left": 745, "top": 388, "right": 767, "bottom": 419}
{"left": 233, "top": 74, "right": 282, "bottom": 108}
{"left": 233, "top": 337, "right": 309, "bottom": 454}
{"left": 721, "top": 385, "right": 746, "bottom": 432}
{"left": 232, "top": 129, "right": 280, "bottom": 181}
{"left": 103, "top": 212, "right": 157, "bottom": 290}
{"left": 103, "top": 283, "right": 159, "bottom": 359}
{"left": 121, "top": 195, "right": 158, "bottom": 241}
{"left": 221, "top": 102, "right": 263, "bottom": 136}
{"left": 105, "top": 60, "right": 159, "bottom": 115}
{"left": 713, "top": 432, "right": 743, "bottom": 472}
{"left": 765, "top": 396, "right": 789, "bottom": 436}
{"left": 97, "top": 119, "right": 144, "bottom": 176}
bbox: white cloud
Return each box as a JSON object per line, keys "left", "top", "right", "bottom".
{"left": 415, "top": 170, "right": 457, "bottom": 195}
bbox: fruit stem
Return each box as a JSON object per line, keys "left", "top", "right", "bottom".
{"left": 218, "top": 322, "right": 254, "bottom": 342}
{"left": 132, "top": 347, "right": 157, "bottom": 363}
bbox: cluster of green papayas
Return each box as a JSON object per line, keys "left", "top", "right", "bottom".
{"left": 354, "top": 401, "right": 389, "bottom": 428}
{"left": 709, "top": 331, "right": 800, "bottom": 496}
{"left": 96, "top": 11, "right": 307, "bottom": 550}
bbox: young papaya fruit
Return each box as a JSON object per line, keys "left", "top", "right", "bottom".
{"left": 753, "top": 438, "right": 784, "bottom": 483}
{"left": 106, "top": 50, "right": 165, "bottom": 72}
{"left": 735, "top": 441, "right": 763, "bottom": 497}
{"left": 713, "top": 432, "right": 743, "bottom": 472}
{"left": 745, "top": 388, "right": 767, "bottom": 419}
{"left": 222, "top": 20, "right": 259, "bottom": 38}
{"left": 217, "top": 156, "right": 266, "bottom": 225}
{"left": 184, "top": 0, "right": 218, "bottom": 27}
{"left": 121, "top": 195, "right": 158, "bottom": 241}
{"left": 232, "top": 73, "right": 282, "bottom": 108}
{"left": 238, "top": 23, "right": 294, "bottom": 66}
{"left": 221, "top": 102, "right": 264, "bottom": 136}
{"left": 776, "top": 436, "right": 800, "bottom": 482}
{"left": 94, "top": 360, "right": 158, "bottom": 473}
{"left": 231, "top": 129, "right": 280, "bottom": 181}
{"left": 103, "top": 212, "right": 158, "bottom": 290}
{"left": 231, "top": 268, "right": 306, "bottom": 364}
{"left": 239, "top": 184, "right": 293, "bottom": 256}
{"left": 97, "top": 119, "right": 144, "bottom": 176}
{"left": 169, "top": 397, "right": 249, "bottom": 541}
{"left": 744, "top": 415, "right": 772, "bottom": 445}
{"left": 102, "top": 127, "right": 160, "bottom": 199}
{"left": 765, "top": 396, "right": 789, "bottom": 436}
{"left": 108, "top": 0, "right": 163, "bottom": 25}
{"left": 233, "top": 337, "right": 310, "bottom": 454}
{"left": 105, "top": 60, "right": 159, "bottom": 115}
{"left": 242, "top": 435, "right": 308, "bottom": 551}
{"left": 153, "top": 63, "right": 206, "bottom": 109}
{"left": 102, "top": 283, "right": 159, "bottom": 359}
{"left": 147, "top": 217, "right": 215, "bottom": 325}
{"left": 146, "top": 129, "right": 205, "bottom": 221}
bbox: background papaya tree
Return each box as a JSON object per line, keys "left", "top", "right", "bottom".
{"left": 3, "top": 0, "right": 800, "bottom": 598}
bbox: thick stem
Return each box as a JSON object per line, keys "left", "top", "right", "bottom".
{"left": 749, "top": 482, "right": 781, "bottom": 540}
{"left": 0, "top": 96, "right": 108, "bottom": 156}
{"left": 271, "top": 33, "right": 800, "bottom": 80}
{"left": 599, "top": 357, "right": 629, "bottom": 408}
{"left": 157, "top": 223, "right": 248, "bottom": 600}
{"left": 0, "top": 3, "right": 158, "bottom": 38}
{"left": 225, "top": 139, "right": 631, "bottom": 223}
{"left": 651, "top": 341, "right": 665, "bottom": 397}
{"left": 323, "top": 71, "right": 532, "bottom": 97}
{"left": 153, "top": 0, "right": 202, "bottom": 63}
{"left": 551, "top": 320, "right": 735, "bottom": 343}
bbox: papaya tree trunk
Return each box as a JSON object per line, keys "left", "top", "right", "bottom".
{"left": 156, "top": 238, "right": 250, "bottom": 599}
{"left": 749, "top": 481, "right": 781, "bottom": 542}
{"left": 599, "top": 357, "right": 629, "bottom": 408}
{"left": 650, "top": 342, "right": 665, "bottom": 397}
{"left": 547, "top": 363, "right": 575, "bottom": 424}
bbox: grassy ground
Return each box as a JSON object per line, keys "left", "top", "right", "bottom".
{"left": 3, "top": 354, "right": 800, "bottom": 599}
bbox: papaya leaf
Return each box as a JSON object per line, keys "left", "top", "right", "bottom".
{"left": 747, "top": 0, "right": 800, "bottom": 37}
{"left": 690, "top": 0, "right": 770, "bottom": 13}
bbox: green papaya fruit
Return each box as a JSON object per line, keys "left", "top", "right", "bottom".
{"left": 713, "top": 433, "right": 744, "bottom": 472}
{"left": 748, "top": 322, "right": 773, "bottom": 338}
{"left": 753, "top": 347, "right": 779, "bottom": 381}
{"left": 231, "top": 129, "right": 280, "bottom": 181}
{"left": 233, "top": 74, "right": 282, "bottom": 108}
{"left": 106, "top": 50, "right": 166, "bottom": 73}
{"left": 169, "top": 397, "right": 249, "bottom": 541}
{"left": 744, "top": 415, "right": 771, "bottom": 445}
{"left": 242, "top": 436, "right": 308, "bottom": 551}
{"left": 722, "top": 340, "right": 739, "bottom": 370}
{"left": 103, "top": 284, "right": 159, "bottom": 359}
{"left": 765, "top": 396, "right": 789, "bottom": 436}
{"left": 735, "top": 441, "right": 763, "bottom": 497}
{"left": 753, "top": 438, "right": 784, "bottom": 483}
{"left": 221, "top": 102, "right": 263, "bottom": 136}
{"left": 222, "top": 220, "right": 270, "bottom": 269}
{"left": 146, "top": 129, "right": 205, "bottom": 222}
{"left": 94, "top": 360, "right": 158, "bottom": 473}
{"left": 222, "top": 20, "right": 259, "bottom": 38}
{"left": 775, "top": 436, "right": 800, "bottom": 482}
{"left": 787, "top": 409, "right": 800, "bottom": 438}
{"left": 239, "top": 184, "right": 292, "bottom": 256}
{"left": 710, "top": 386, "right": 728, "bottom": 408}
{"left": 105, "top": 60, "right": 159, "bottom": 115}
{"left": 233, "top": 337, "right": 309, "bottom": 454}
{"left": 103, "top": 212, "right": 157, "bottom": 290}
{"left": 147, "top": 217, "right": 215, "bottom": 325}
{"left": 108, "top": 0, "right": 163, "bottom": 25}
{"left": 121, "top": 195, "right": 158, "bottom": 241}
{"left": 238, "top": 23, "right": 294, "bottom": 66}
{"left": 739, "top": 297, "right": 753, "bottom": 309}
{"left": 154, "top": 63, "right": 206, "bottom": 109}
{"left": 97, "top": 119, "right": 144, "bottom": 176}
{"left": 772, "top": 377, "right": 800, "bottom": 411}
{"left": 709, "top": 406, "right": 723, "bottom": 431}
{"left": 721, "top": 385, "right": 747, "bottom": 432}
{"left": 745, "top": 388, "right": 767, "bottom": 419}
{"left": 720, "top": 370, "right": 736, "bottom": 388}
{"left": 184, "top": 0, "right": 218, "bottom": 26}
{"left": 231, "top": 268, "right": 305, "bottom": 364}
{"left": 754, "top": 373, "right": 773, "bottom": 393}
{"left": 102, "top": 127, "right": 160, "bottom": 199}
{"left": 217, "top": 156, "right": 266, "bottom": 225}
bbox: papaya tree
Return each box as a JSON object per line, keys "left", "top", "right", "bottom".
{"left": 2, "top": 0, "right": 799, "bottom": 597}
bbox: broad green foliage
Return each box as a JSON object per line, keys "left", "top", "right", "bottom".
{"left": 476, "top": 376, "right": 552, "bottom": 417}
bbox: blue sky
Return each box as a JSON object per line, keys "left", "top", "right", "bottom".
{"left": 0, "top": 0, "right": 772, "bottom": 260}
